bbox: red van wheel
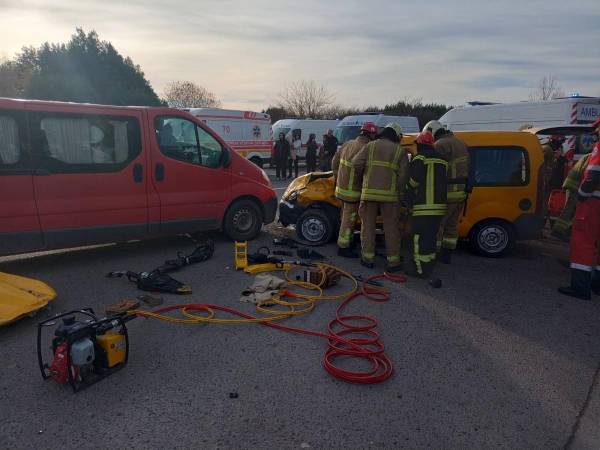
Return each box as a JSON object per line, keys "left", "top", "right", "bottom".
{"left": 223, "top": 199, "right": 263, "bottom": 241}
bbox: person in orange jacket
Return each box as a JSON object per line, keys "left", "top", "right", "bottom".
{"left": 558, "top": 117, "right": 600, "bottom": 300}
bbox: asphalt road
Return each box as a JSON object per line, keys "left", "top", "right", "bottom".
{"left": 1, "top": 170, "right": 599, "bottom": 449}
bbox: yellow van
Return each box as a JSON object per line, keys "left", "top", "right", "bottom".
{"left": 279, "top": 130, "right": 545, "bottom": 257}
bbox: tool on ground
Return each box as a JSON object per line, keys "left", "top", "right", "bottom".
{"left": 37, "top": 308, "right": 136, "bottom": 392}
{"left": 235, "top": 242, "right": 313, "bottom": 274}
{"left": 107, "top": 270, "right": 192, "bottom": 295}
{"left": 234, "top": 241, "right": 248, "bottom": 270}
{"left": 0, "top": 272, "right": 57, "bottom": 326}
{"left": 301, "top": 266, "right": 340, "bottom": 288}
{"left": 107, "top": 237, "right": 214, "bottom": 294}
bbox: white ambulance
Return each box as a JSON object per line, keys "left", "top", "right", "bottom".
{"left": 187, "top": 108, "right": 272, "bottom": 167}
{"left": 271, "top": 119, "right": 340, "bottom": 159}
{"left": 439, "top": 96, "right": 600, "bottom": 158}
{"left": 334, "top": 113, "right": 420, "bottom": 145}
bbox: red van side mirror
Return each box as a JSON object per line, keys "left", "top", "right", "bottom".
{"left": 222, "top": 147, "right": 232, "bottom": 168}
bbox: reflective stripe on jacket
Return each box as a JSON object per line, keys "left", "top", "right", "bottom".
{"left": 562, "top": 153, "right": 591, "bottom": 191}
{"left": 333, "top": 135, "right": 370, "bottom": 202}
{"left": 351, "top": 138, "right": 409, "bottom": 202}
{"left": 408, "top": 147, "right": 448, "bottom": 217}
{"left": 434, "top": 133, "right": 469, "bottom": 202}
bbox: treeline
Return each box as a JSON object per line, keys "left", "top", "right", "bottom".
{"left": 0, "top": 28, "right": 451, "bottom": 125}
{"left": 0, "top": 28, "right": 162, "bottom": 106}
{"left": 265, "top": 100, "right": 451, "bottom": 127}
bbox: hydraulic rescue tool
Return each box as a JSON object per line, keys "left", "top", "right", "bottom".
{"left": 37, "top": 309, "right": 135, "bottom": 392}
{"left": 107, "top": 237, "right": 214, "bottom": 294}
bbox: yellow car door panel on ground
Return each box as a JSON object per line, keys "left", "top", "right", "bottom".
{"left": 279, "top": 131, "right": 544, "bottom": 257}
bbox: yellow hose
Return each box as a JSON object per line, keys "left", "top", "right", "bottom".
{"left": 129, "top": 262, "right": 363, "bottom": 324}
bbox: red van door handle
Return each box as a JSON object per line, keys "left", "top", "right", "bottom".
{"left": 133, "top": 164, "right": 143, "bottom": 183}
{"left": 155, "top": 163, "right": 165, "bottom": 181}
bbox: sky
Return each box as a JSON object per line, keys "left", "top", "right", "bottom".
{"left": 0, "top": 0, "right": 599, "bottom": 111}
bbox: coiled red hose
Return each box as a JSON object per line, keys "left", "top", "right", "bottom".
{"left": 147, "top": 271, "right": 406, "bottom": 384}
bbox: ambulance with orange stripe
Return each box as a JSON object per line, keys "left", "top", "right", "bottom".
{"left": 187, "top": 108, "right": 272, "bottom": 167}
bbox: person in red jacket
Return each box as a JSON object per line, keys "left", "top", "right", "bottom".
{"left": 558, "top": 117, "right": 600, "bottom": 300}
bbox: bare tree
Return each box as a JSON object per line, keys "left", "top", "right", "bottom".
{"left": 529, "top": 75, "right": 565, "bottom": 101}
{"left": 163, "top": 81, "right": 221, "bottom": 108}
{"left": 277, "top": 80, "right": 335, "bottom": 118}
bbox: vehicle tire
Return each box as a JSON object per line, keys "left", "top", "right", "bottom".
{"left": 223, "top": 199, "right": 263, "bottom": 241}
{"left": 296, "top": 209, "right": 335, "bottom": 245}
{"left": 249, "top": 156, "right": 263, "bottom": 168}
{"left": 469, "top": 220, "right": 515, "bottom": 257}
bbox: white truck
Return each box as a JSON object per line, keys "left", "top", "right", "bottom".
{"left": 439, "top": 97, "right": 600, "bottom": 157}
{"left": 271, "top": 119, "right": 339, "bottom": 159}
{"left": 187, "top": 108, "right": 272, "bottom": 167}
{"left": 334, "top": 113, "right": 420, "bottom": 145}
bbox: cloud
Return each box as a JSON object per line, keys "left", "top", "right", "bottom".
{"left": 0, "top": 0, "right": 599, "bottom": 110}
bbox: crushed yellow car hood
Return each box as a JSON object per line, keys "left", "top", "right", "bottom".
{"left": 0, "top": 272, "right": 57, "bottom": 326}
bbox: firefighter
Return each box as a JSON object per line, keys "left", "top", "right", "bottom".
{"left": 405, "top": 131, "right": 448, "bottom": 278}
{"left": 558, "top": 117, "right": 600, "bottom": 300}
{"left": 332, "top": 122, "right": 378, "bottom": 258}
{"left": 351, "top": 123, "right": 409, "bottom": 271}
{"left": 423, "top": 120, "right": 469, "bottom": 263}
{"left": 551, "top": 153, "right": 591, "bottom": 240}
{"left": 542, "top": 135, "right": 566, "bottom": 201}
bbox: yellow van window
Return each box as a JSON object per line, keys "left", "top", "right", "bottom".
{"left": 470, "top": 146, "right": 528, "bottom": 186}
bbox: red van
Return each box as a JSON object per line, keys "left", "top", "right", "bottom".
{"left": 0, "top": 98, "right": 277, "bottom": 256}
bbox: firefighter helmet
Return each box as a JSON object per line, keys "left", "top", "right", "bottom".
{"left": 415, "top": 131, "right": 434, "bottom": 145}
{"left": 360, "top": 122, "right": 378, "bottom": 135}
{"left": 383, "top": 123, "right": 403, "bottom": 138}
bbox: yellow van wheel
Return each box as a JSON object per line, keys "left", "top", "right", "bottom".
{"left": 296, "top": 209, "right": 337, "bottom": 245}
{"left": 469, "top": 220, "right": 515, "bottom": 257}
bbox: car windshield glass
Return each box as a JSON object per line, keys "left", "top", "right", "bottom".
{"left": 334, "top": 126, "right": 360, "bottom": 145}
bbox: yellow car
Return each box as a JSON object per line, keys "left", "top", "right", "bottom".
{"left": 279, "top": 130, "right": 547, "bottom": 257}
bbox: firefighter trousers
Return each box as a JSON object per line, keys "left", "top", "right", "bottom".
{"left": 437, "top": 201, "right": 465, "bottom": 251}
{"left": 358, "top": 200, "right": 401, "bottom": 265}
{"left": 411, "top": 215, "right": 443, "bottom": 276}
{"left": 337, "top": 201, "right": 359, "bottom": 249}
{"left": 570, "top": 198, "right": 600, "bottom": 272}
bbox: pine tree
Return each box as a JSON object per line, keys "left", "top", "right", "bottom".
{"left": 5, "top": 28, "right": 162, "bottom": 106}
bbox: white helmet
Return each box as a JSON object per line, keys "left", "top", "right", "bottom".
{"left": 384, "top": 122, "right": 403, "bottom": 138}
{"left": 422, "top": 120, "right": 445, "bottom": 139}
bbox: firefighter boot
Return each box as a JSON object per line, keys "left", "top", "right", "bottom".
{"left": 439, "top": 248, "right": 452, "bottom": 264}
{"left": 558, "top": 269, "right": 592, "bottom": 301}
{"left": 592, "top": 270, "right": 600, "bottom": 296}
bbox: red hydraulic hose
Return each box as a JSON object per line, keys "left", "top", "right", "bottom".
{"left": 149, "top": 271, "right": 406, "bottom": 384}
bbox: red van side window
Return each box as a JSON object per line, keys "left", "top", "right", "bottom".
{"left": 0, "top": 116, "right": 20, "bottom": 165}
{"left": 41, "top": 117, "right": 131, "bottom": 164}
{"left": 155, "top": 116, "right": 223, "bottom": 168}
